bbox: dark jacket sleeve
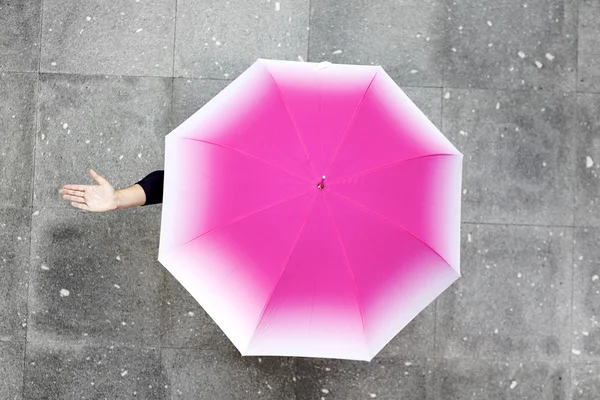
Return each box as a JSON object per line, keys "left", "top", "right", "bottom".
{"left": 136, "top": 170, "right": 164, "bottom": 205}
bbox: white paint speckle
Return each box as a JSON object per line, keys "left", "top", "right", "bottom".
{"left": 592, "top": 275, "right": 599, "bottom": 282}
{"left": 41, "top": 134, "right": 46, "bottom": 140}
{"left": 63, "top": 123, "right": 69, "bottom": 129}
{"left": 467, "top": 233, "right": 472, "bottom": 242}
{"left": 487, "top": 20, "right": 493, "bottom": 26}
{"left": 137, "top": 153, "right": 142, "bottom": 158}
{"left": 321, "top": 388, "right": 329, "bottom": 394}
{"left": 369, "top": 394, "right": 377, "bottom": 399}
{"left": 85, "top": 140, "right": 90, "bottom": 144}
{"left": 579, "top": 255, "right": 584, "bottom": 261}
{"left": 136, "top": 28, "right": 143, "bottom": 33}
{"left": 119, "top": 155, "right": 124, "bottom": 160}
{"left": 410, "top": 69, "right": 419, "bottom": 74}
{"left": 517, "top": 273, "right": 522, "bottom": 278}
{"left": 535, "top": 60, "right": 543, "bottom": 69}
{"left": 405, "top": 362, "right": 412, "bottom": 366}
{"left": 297, "top": 55, "right": 305, "bottom": 62}
{"left": 188, "top": 311, "right": 195, "bottom": 316}
{"left": 51, "top": 62, "right": 57, "bottom": 66}
{"left": 518, "top": 51, "right": 526, "bottom": 58}
{"left": 121, "top": 370, "right": 128, "bottom": 377}
{"left": 114, "top": 284, "right": 121, "bottom": 289}
{"left": 116, "top": 255, "right": 121, "bottom": 261}
{"left": 60, "top": 289, "right": 70, "bottom": 297}
{"left": 333, "top": 50, "right": 343, "bottom": 55}
{"left": 572, "top": 349, "right": 581, "bottom": 355}
{"left": 86, "top": 16, "right": 91, "bottom": 21}
{"left": 275, "top": 1, "right": 280, "bottom": 11}
{"left": 496, "top": 102, "right": 500, "bottom": 110}
{"left": 510, "top": 381, "right": 518, "bottom": 389}
{"left": 459, "top": 130, "right": 468, "bottom": 136}
{"left": 444, "top": 92, "right": 451, "bottom": 99}
{"left": 41, "top": 265, "right": 49, "bottom": 270}
{"left": 586, "top": 156, "right": 594, "bottom": 168}
{"left": 545, "top": 53, "right": 555, "bottom": 61}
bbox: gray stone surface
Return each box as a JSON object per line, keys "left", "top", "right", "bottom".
{"left": 0, "top": 341, "right": 24, "bottom": 400}
{"left": 574, "top": 94, "right": 600, "bottom": 226}
{"left": 162, "top": 349, "right": 295, "bottom": 399}
{"left": 3, "top": 0, "right": 600, "bottom": 397}
{"left": 443, "top": 0, "right": 577, "bottom": 91}
{"left": 578, "top": 0, "right": 600, "bottom": 92}
{"left": 0, "top": 0, "right": 41, "bottom": 72}
{"left": 160, "top": 272, "right": 231, "bottom": 351}
{"left": 24, "top": 341, "right": 166, "bottom": 400}
{"left": 442, "top": 88, "right": 576, "bottom": 225}
{"left": 572, "top": 227, "right": 600, "bottom": 360}
{"left": 436, "top": 224, "right": 572, "bottom": 361}
{"left": 40, "top": 0, "right": 175, "bottom": 76}
{"left": 174, "top": 0, "right": 309, "bottom": 79}
{"left": 309, "top": 0, "right": 444, "bottom": 86}
{"left": 401, "top": 86, "right": 442, "bottom": 128}
{"left": 294, "top": 357, "right": 432, "bottom": 400}
{"left": 0, "top": 209, "right": 30, "bottom": 342}
{"left": 170, "top": 78, "right": 231, "bottom": 129}
{"left": 433, "top": 358, "right": 568, "bottom": 400}
{"left": 572, "top": 363, "right": 600, "bottom": 399}
{"left": 28, "top": 208, "right": 163, "bottom": 347}
{"left": 35, "top": 73, "right": 170, "bottom": 208}
{"left": 0, "top": 73, "right": 37, "bottom": 208}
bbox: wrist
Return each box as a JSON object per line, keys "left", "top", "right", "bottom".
{"left": 113, "top": 189, "right": 122, "bottom": 210}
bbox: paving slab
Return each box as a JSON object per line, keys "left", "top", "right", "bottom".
{"left": 0, "top": 341, "right": 24, "bottom": 400}
{"left": 574, "top": 94, "right": 600, "bottom": 227}
{"left": 170, "top": 78, "right": 231, "bottom": 130}
{"left": 161, "top": 348, "right": 295, "bottom": 399}
{"left": 0, "top": 209, "right": 30, "bottom": 342}
{"left": 572, "top": 227, "right": 600, "bottom": 361}
{"left": 28, "top": 207, "right": 163, "bottom": 347}
{"left": 432, "top": 358, "right": 568, "bottom": 400}
{"left": 436, "top": 224, "right": 572, "bottom": 361}
{"left": 578, "top": 0, "right": 600, "bottom": 92}
{"left": 174, "top": 0, "right": 309, "bottom": 79}
{"left": 442, "top": 88, "right": 576, "bottom": 225}
{"left": 309, "top": 0, "right": 444, "bottom": 86}
{"left": 294, "top": 357, "right": 432, "bottom": 400}
{"left": 0, "top": 0, "right": 41, "bottom": 72}
{"left": 0, "top": 72, "right": 37, "bottom": 208}
{"left": 24, "top": 341, "right": 166, "bottom": 400}
{"left": 40, "top": 0, "right": 175, "bottom": 76}
{"left": 35, "top": 73, "right": 171, "bottom": 209}
{"left": 443, "top": 0, "right": 577, "bottom": 90}
{"left": 571, "top": 363, "right": 600, "bottom": 399}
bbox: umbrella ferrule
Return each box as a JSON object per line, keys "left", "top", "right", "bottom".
{"left": 317, "top": 175, "right": 326, "bottom": 190}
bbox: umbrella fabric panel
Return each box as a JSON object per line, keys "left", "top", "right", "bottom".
{"left": 330, "top": 154, "right": 463, "bottom": 272}
{"left": 159, "top": 192, "right": 316, "bottom": 352}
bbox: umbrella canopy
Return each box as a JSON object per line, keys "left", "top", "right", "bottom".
{"left": 159, "top": 59, "right": 462, "bottom": 361}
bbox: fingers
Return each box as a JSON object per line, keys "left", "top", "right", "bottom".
{"left": 89, "top": 169, "right": 109, "bottom": 186}
{"left": 70, "top": 201, "right": 90, "bottom": 211}
{"left": 62, "top": 184, "right": 89, "bottom": 192}
{"left": 59, "top": 188, "right": 85, "bottom": 197}
{"left": 63, "top": 194, "right": 86, "bottom": 203}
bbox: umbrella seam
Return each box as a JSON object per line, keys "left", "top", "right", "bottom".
{"left": 179, "top": 136, "right": 312, "bottom": 184}
{"left": 329, "top": 191, "right": 456, "bottom": 273}
{"left": 323, "top": 196, "right": 371, "bottom": 360}
{"left": 324, "top": 70, "right": 379, "bottom": 177}
{"left": 262, "top": 63, "right": 318, "bottom": 178}
{"left": 244, "top": 194, "right": 318, "bottom": 353}
{"left": 160, "top": 190, "right": 313, "bottom": 260}
{"left": 330, "top": 153, "right": 459, "bottom": 184}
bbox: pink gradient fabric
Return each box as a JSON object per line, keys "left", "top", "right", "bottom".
{"left": 159, "top": 59, "right": 463, "bottom": 361}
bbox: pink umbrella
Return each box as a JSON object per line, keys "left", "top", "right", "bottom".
{"left": 159, "top": 59, "right": 462, "bottom": 361}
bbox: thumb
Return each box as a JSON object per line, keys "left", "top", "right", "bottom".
{"left": 89, "top": 169, "right": 109, "bottom": 186}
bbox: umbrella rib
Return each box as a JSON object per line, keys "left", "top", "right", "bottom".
{"left": 162, "top": 190, "right": 313, "bottom": 260}
{"left": 330, "top": 153, "right": 458, "bottom": 184}
{"left": 324, "top": 71, "right": 379, "bottom": 177}
{"left": 263, "top": 65, "right": 318, "bottom": 178}
{"left": 245, "top": 194, "right": 317, "bottom": 351}
{"left": 329, "top": 191, "right": 454, "bottom": 271}
{"left": 180, "top": 136, "right": 312, "bottom": 184}
{"left": 323, "top": 196, "right": 370, "bottom": 358}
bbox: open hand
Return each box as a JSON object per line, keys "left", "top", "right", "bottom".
{"left": 59, "top": 169, "right": 119, "bottom": 212}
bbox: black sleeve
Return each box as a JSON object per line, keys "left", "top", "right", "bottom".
{"left": 136, "top": 170, "right": 164, "bottom": 205}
